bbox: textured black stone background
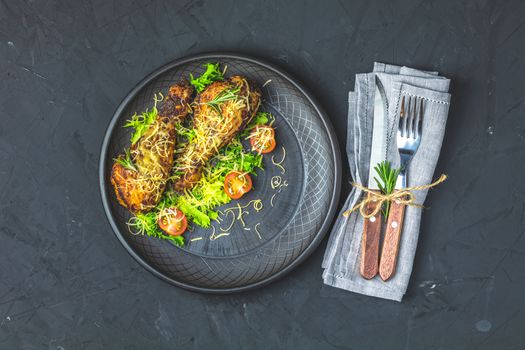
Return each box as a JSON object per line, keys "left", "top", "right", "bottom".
{"left": 1, "top": 0, "right": 524, "bottom": 349}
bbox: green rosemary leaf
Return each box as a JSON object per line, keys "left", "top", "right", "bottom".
{"left": 374, "top": 176, "right": 386, "bottom": 193}
{"left": 373, "top": 160, "right": 400, "bottom": 220}
{"left": 205, "top": 87, "right": 240, "bottom": 116}
{"left": 114, "top": 148, "right": 137, "bottom": 172}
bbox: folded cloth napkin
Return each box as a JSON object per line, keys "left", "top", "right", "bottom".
{"left": 322, "top": 62, "right": 451, "bottom": 301}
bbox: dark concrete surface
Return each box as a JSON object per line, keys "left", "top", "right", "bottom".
{"left": 1, "top": 0, "right": 524, "bottom": 349}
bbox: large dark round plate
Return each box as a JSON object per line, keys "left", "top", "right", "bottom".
{"left": 99, "top": 53, "right": 341, "bottom": 293}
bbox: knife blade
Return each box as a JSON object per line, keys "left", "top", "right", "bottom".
{"left": 359, "top": 77, "right": 387, "bottom": 279}
{"left": 368, "top": 79, "right": 388, "bottom": 185}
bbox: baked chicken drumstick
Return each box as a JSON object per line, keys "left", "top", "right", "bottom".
{"left": 173, "top": 76, "right": 261, "bottom": 192}
{"left": 111, "top": 80, "right": 194, "bottom": 213}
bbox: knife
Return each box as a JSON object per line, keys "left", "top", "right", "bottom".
{"left": 359, "top": 77, "right": 387, "bottom": 279}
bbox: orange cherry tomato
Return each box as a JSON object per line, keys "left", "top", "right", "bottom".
{"left": 224, "top": 171, "right": 253, "bottom": 199}
{"left": 158, "top": 207, "right": 187, "bottom": 236}
{"left": 249, "top": 125, "right": 276, "bottom": 154}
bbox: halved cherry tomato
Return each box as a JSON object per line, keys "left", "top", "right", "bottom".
{"left": 158, "top": 207, "right": 187, "bottom": 236}
{"left": 224, "top": 171, "right": 253, "bottom": 199}
{"left": 249, "top": 125, "right": 276, "bottom": 154}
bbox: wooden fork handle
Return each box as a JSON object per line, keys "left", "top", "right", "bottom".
{"left": 379, "top": 195, "right": 406, "bottom": 281}
{"left": 359, "top": 191, "right": 382, "bottom": 279}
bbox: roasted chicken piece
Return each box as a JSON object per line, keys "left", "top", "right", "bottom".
{"left": 111, "top": 80, "right": 194, "bottom": 213}
{"left": 173, "top": 76, "right": 261, "bottom": 192}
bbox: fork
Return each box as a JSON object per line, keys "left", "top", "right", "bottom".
{"left": 379, "top": 95, "right": 423, "bottom": 281}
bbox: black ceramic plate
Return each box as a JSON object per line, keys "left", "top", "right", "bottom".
{"left": 99, "top": 53, "right": 341, "bottom": 293}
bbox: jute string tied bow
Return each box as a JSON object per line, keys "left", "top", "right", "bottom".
{"left": 342, "top": 174, "right": 448, "bottom": 218}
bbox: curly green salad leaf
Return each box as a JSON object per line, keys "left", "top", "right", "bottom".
{"left": 127, "top": 211, "right": 185, "bottom": 246}
{"left": 174, "top": 121, "right": 197, "bottom": 143}
{"left": 250, "top": 111, "right": 270, "bottom": 126}
{"left": 189, "top": 63, "right": 224, "bottom": 92}
{"left": 124, "top": 106, "right": 158, "bottom": 144}
{"left": 240, "top": 112, "right": 272, "bottom": 137}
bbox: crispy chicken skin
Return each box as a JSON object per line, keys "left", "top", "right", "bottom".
{"left": 173, "top": 76, "right": 261, "bottom": 192}
{"left": 111, "top": 80, "right": 194, "bottom": 213}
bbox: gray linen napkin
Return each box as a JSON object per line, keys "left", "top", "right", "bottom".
{"left": 322, "top": 63, "right": 451, "bottom": 301}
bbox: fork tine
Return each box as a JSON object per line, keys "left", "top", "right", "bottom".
{"left": 399, "top": 96, "right": 406, "bottom": 136}
{"left": 400, "top": 96, "right": 405, "bottom": 118}
{"left": 409, "top": 97, "right": 417, "bottom": 139}
{"left": 417, "top": 98, "right": 423, "bottom": 138}
{"left": 405, "top": 96, "right": 411, "bottom": 137}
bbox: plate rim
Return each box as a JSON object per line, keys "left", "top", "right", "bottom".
{"left": 99, "top": 52, "right": 342, "bottom": 294}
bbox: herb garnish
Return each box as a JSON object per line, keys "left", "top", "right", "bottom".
{"left": 251, "top": 112, "right": 269, "bottom": 126}
{"left": 205, "top": 87, "right": 240, "bottom": 114}
{"left": 124, "top": 107, "right": 157, "bottom": 144}
{"left": 189, "top": 63, "right": 224, "bottom": 92}
{"left": 127, "top": 212, "right": 184, "bottom": 246}
{"left": 114, "top": 148, "right": 137, "bottom": 172}
{"left": 241, "top": 112, "right": 272, "bottom": 137}
{"left": 174, "top": 121, "right": 197, "bottom": 143}
{"left": 373, "top": 160, "right": 400, "bottom": 219}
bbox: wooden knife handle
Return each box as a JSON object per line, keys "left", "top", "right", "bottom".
{"left": 359, "top": 191, "right": 382, "bottom": 279}
{"left": 379, "top": 195, "right": 406, "bottom": 281}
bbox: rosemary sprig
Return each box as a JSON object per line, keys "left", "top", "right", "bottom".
{"left": 114, "top": 148, "right": 137, "bottom": 172}
{"left": 205, "top": 87, "right": 240, "bottom": 114}
{"left": 373, "top": 160, "right": 400, "bottom": 219}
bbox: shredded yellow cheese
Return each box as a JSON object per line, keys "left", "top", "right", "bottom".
{"left": 271, "top": 146, "right": 286, "bottom": 174}
{"left": 271, "top": 176, "right": 282, "bottom": 189}
{"left": 211, "top": 232, "right": 230, "bottom": 241}
{"left": 254, "top": 223, "right": 262, "bottom": 240}
{"left": 219, "top": 211, "right": 235, "bottom": 232}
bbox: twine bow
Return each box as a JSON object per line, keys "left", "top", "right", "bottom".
{"left": 342, "top": 174, "right": 448, "bottom": 219}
